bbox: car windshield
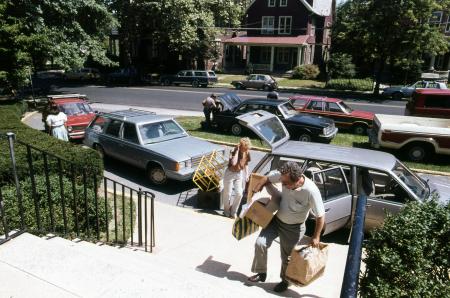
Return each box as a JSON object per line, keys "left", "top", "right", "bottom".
{"left": 139, "top": 120, "right": 186, "bottom": 144}
{"left": 392, "top": 161, "right": 429, "bottom": 200}
{"left": 278, "top": 102, "right": 298, "bottom": 118}
{"left": 339, "top": 102, "right": 353, "bottom": 113}
{"left": 59, "top": 102, "right": 93, "bottom": 116}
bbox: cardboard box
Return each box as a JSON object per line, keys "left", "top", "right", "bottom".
{"left": 246, "top": 173, "right": 266, "bottom": 203}
{"left": 244, "top": 201, "right": 275, "bottom": 228}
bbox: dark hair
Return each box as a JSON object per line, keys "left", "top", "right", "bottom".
{"left": 279, "top": 161, "right": 303, "bottom": 182}
{"left": 211, "top": 93, "right": 217, "bottom": 98}
{"left": 50, "top": 105, "right": 59, "bottom": 115}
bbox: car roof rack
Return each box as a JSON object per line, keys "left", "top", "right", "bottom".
{"left": 47, "top": 94, "right": 87, "bottom": 99}
{"left": 100, "top": 108, "right": 156, "bottom": 121}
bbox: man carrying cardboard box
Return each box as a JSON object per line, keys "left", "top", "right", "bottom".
{"left": 247, "top": 161, "right": 325, "bottom": 293}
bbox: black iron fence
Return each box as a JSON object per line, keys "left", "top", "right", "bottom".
{"left": 0, "top": 132, "right": 155, "bottom": 252}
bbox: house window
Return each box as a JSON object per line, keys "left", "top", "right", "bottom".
{"left": 279, "top": 16, "right": 292, "bottom": 34}
{"left": 277, "top": 48, "right": 290, "bottom": 64}
{"left": 268, "top": 0, "right": 275, "bottom": 7}
{"left": 260, "top": 47, "right": 271, "bottom": 63}
{"left": 446, "top": 15, "right": 450, "bottom": 32}
{"left": 262, "top": 16, "right": 275, "bottom": 34}
{"left": 280, "top": 0, "right": 288, "bottom": 6}
{"left": 430, "top": 11, "right": 443, "bottom": 26}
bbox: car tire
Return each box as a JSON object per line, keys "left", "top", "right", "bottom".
{"left": 298, "top": 133, "right": 312, "bottom": 142}
{"left": 192, "top": 80, "right": 199, "bottom": 88}
{"left": 235, "top": 83, "right": 244, "bottom": 90}
{"left": 95, "top": 144, "right": 105, "bottom": 159}
{"left": 231, "top": 123, "right": 243, "bottom": 136}
{"left": 392, "top": 92, "right": 403, "bottom": 100}
{"left": 163, "top": 79, "right": 171, "bottom": 86}
{"left": 263, "top": 85, "right": 270, "bottom": 91}
{"left": 404, "top": 142, "right": 434, "bottom": 162}
{"left": 352, "top": 124, "right": 367, "bottom": 135}
{"left": 147, "top": 164, "right": 167, "bottom": 185}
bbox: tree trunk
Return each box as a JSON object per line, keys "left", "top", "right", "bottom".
{"left": 373, "top": 56, "right": 387, "bottom": 95}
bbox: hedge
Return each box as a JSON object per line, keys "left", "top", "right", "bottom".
{"left": 0, "top": 100, "right": 103, "bottom": 183}
{"left": 360, "top": 199, "right": 450, "bottom": 297}
{"left": 325, "top": 78, "right": 374, "bottom": 91}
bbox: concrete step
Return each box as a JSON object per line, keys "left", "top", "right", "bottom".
{"left": 0, "top": 233, "right": 265, "bottom": 297}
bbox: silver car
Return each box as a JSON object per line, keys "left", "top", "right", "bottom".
{"left": 84, "top": 109, "right": 225, "bottom": 185}
{"left": 237, "top": 110, "right": 449, "bottom": 233}
{"left": 382, "top": 80, "right": 447, "bottom": 100}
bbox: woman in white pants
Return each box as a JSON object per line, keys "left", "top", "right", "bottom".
{"left": 222, "top": 137, "right": 252, "bottom": 218}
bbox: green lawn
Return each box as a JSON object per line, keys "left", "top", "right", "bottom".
{"left": 216, "top": 74, "right": 325, "bottom": 89}
{"left": 176, "top": 116, "right": 450, "bottom": 173}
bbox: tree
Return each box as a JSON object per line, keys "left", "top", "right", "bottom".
{"left": 331, "top": 0, "right": 450, "bottom": 94}
{"left": 327, "top": 53, "right": 356, "bottom": 79}
{"left": 0, "top": 0, "right": 116, "bottom": 91}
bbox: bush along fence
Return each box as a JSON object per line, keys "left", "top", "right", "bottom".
{"left": 0, "top": 132, "right": 155, "bottom": 252}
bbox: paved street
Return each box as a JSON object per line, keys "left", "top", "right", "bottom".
{"left": 54, "top": 84, "right": 407, "bottom": 115}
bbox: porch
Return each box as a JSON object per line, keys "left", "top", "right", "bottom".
{"left": 222, "top": 35, "right": 313, "bottom": 73}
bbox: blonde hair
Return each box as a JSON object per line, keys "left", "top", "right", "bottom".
{"left": 239, "top": 137, "right": 252, "bottom": 149}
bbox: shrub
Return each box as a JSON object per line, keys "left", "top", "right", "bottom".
{"left": 360, "top": 199, "right": 450, "bottom": 297}
{"left": 0, "top": 174, "right": 111, "bottom": 238}
{"left": 292, "top": 64, "right": 320, "bottom": 80}
{"left": 325, "top": 78, "right": 373, "bottom": 91}
{"left": 327, "top": 53, "right": 356, "bottom": 79}
{"left": 0, "top": 101, "right": 103, "bottom": 183}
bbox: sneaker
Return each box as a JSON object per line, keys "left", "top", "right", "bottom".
{"left": 273, "top": 280, "right": 289, "bottom": 292}
{"left": 247, "top": 273, "right": 267, "bottom": 283}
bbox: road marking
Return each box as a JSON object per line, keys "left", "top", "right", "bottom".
{"left": 87, "top": 85, "right": 404, "bottom": 109}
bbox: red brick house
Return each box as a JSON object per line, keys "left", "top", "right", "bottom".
{"left": 222, "top": 0, "right": 333, "bottom": 73}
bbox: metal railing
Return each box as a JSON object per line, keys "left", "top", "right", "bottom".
{"left": 340, "top": 195, "right": 367, "bottom": 298}
{"left": 0, "top": 132, "right": 155, "bottom": 252}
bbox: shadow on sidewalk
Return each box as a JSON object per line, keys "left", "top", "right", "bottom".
{"left": 195, "top": 256, "right": 322, "bottom": 298}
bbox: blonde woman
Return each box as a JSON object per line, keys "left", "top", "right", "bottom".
{"left": 222, "top": 137, "right": 252, "bottom": 218}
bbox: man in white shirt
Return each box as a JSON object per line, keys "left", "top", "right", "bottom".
{"left": 247, "top": 161, "right": 325, "bottom": 292}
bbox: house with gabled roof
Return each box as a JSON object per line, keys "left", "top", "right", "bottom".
{"left": 223, "top": 0, "right": 334, "bottom": 73}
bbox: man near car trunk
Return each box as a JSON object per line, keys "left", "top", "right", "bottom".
{"left": 247, "top": 161, "right": 325, "bottom": 292}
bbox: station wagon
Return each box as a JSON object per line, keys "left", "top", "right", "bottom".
{"left": 237, "top": 110, "right": 449, "bottom": 233}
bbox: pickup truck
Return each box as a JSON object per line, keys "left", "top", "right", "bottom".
{"left": 369, "top": 114, "right": 450, "bottom": 162}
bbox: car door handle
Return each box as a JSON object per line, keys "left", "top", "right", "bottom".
{"left": 325, "top": 208, "right": 330, "bottom": 213}
{"left": 366, "top": 203, "right": 372, "bottom": 207}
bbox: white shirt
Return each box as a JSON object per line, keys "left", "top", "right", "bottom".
{"left": 268, "top": 170, "right": 325, "bottom": 224}
{"left": 46, "top": 112, "right": 67, "bottom": 127}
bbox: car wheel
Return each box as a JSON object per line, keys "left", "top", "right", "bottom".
{"left": 263, "top": 85, "right": 270, "bottom": 91}
{"left": 392, "top": 92, "right": 403, "bottom": 100}
{"left": 163, "top": 79, "right": 171, "bottom": 86}
{"left": 95, "top": 144, "right": 105, "bottom": 159}
{"left": 192, "top": 80, "right": 199, "bottom": 88}
{"left": 298, "top": 133, "right": 312, "bottom": 142}
{"left": 231, "top": 123, "right": 242, "bottom": 136}
{"left": 352, "top": 124, "right": 367, "bottom": 135}
{"left": 405, "top": 142, "right": 434, "bottom": 162}
{"left": 147, "top": 165, "right": 167, "bottom": 185}
{"left": 235, "top": 83, "right": 243, "bottom": 90}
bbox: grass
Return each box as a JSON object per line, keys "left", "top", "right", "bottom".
{"left": 176, "top": 116, "right": 450, "bottom": 173}
{"left": 216, "top": 74, "right": 325, "bottom": 89}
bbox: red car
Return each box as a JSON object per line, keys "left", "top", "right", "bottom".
{"left": 405, "top": 89, "right": 450, "bottom": 118}
{"left": 289, "top": 95, "right": 374, "bottom": 135}
{"left": 43, "top": 94, "right": 95, "bottom": 140}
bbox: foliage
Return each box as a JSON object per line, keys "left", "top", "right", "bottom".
{"left": 292, "top": 64, "right": 320, "bottom": 80}
{"left": 0, "top": 0, "right": 116, "bottom": 90}
{"left": 360, "top": 199, "right": 450, "bottom": 297}
{"left": 327, "top": 53, "right": 356, "bottom": 79}
{"left": 0, "top": 102, "right": 103, "bottom": 183}
{"left": 325, "top": 78, "right": 373, "bottom": 91}
{"left": 0, "top": 174, "right": 110, "bottom": 238}
{"left": 331, "top": 0, "right": 450, "bottom": 93}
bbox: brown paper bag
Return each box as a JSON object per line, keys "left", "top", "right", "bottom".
{"left": 285, "top": 243, "right": 329, "bottom": 285}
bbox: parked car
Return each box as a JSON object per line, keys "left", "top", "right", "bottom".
{"left": 83, "top": 109, "right": 225, "bottom": 185}
{"left": 369, "top": 113, "right": 450, "bottom": 162}
{"left": 160, "top": 70, "right": 217, "bottom": 88}
{"left": 42, "top": 94, "right": 96, "bottom": 140}
{"left": 212, "top": 93, "right": 338, "bottom": 143}
{"left": 64, "top": 68, "right": 100, "bottom": 81}
{"left": 382, "top": 80, "right": 448, "bottom": 100}
{"left": 289, "top": 95, "right": 374, "bottom": 135}
{"left": 231, "top": 74, "right": 278, "bottom": 91}
{"left": 236, "top": 110, "right": 449, "bottom": 234}
{"left": 405, "top": 89, "right": 450, "bottom": 118}
{"left": 107, "top": 68, "right": 138, "bottom": 84}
